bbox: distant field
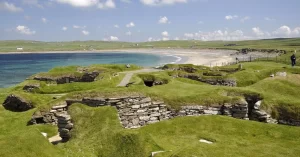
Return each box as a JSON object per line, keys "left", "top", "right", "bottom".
{"left": 0, "top": 38, "right": 300, "bottom": 52}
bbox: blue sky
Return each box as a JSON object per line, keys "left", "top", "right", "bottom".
{"left": 0, "top": 0, "right": 300, "bottom": 42}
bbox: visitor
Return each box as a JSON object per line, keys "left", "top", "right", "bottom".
{"left": 236, "top": 57, "right": 239, "bottom": 64}
{"left": 291, "top": 51, "right": 296, "bottom": 67}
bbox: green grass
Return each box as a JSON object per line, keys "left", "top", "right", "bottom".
{"left": 2, "top": 61, "right": 300, "bottom": 156}
{"left": 1, "top": 38, "right": 300, "bottom": 52}
{"left": 50, "top": 104, "right": 300, "bottom": 157}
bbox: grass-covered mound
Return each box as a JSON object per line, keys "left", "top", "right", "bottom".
{"left": 2, "top": 103, "right": 299, "bottom": 157}
{"left": 1, "top": 62, "right": 300, "bottom": 156}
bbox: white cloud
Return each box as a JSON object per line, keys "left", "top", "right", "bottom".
{"left": 148, "top": 37, "right": 153, "bottom": 41}
{"left": 22, "top": 0, "right": 43, "bottom": 8}
{"left": 0, "top": 2, "right": 23, "bottom": 12}
{"left": 114, "top": 24, "right": 119, "bottom": 28}
{"left": 121, "top": 0, "right": 131, "bottom": 3}
{"left": 293, "top": 27, "right": 300, "bottom": 35}
{"left": 252, "top": 27, "right": 264, "bottom": 36}
{"left": 126, "top": 22, "right": 135, "bottom": 27}
{"left": 56, "top": 0, "right": 99, "bottom": 7}
{"left": 73, "top": 25, "right": 86, "bottom": 29}
{"left": 225, "top": 15, "right": 238, "bottom": 20}
{"left": 182, "top": 30, "right": 250, "bottom": 41}
{"left": 16, "top": 25, "right": 36, "bottom": 35}
{"left": 56, "top": 0, "right": 115, "bottom": 9}
{"left": 240, "top": 16, "right": 250, "bottom": 23}
{"left": 273, "top": 25, "right": 291, "bottom": 36}
{"left": 42, "top": 17, "right": 48, "bottom": 23}
{"left": 126, "top": 31, "right": 132, "bottom": 36}
{"left": 265, "top": 17, "right": 275, "bottom": 21}
{"left": 158, "top": 16, "right": 170, "bottom": 24}
{"left": 140, "top": 0, "right": 188, "bottom": 6}
{"left": 174, "top": 37, "right": 180, "bottom": 40}
{"left": 161, "top": 31, "right": 169, "bottom": 37}
{"left": 184, "top": 33, "right": 194, "bottom": 38}
{"left": 62, "top": 27, "right": 68, "bottom": 31}
{"left": 82, "top": 30, "right": 90, "bottom": 35}
{"left": 98, "top": 0, "right": 116, "bottom": 9}
{"left": 110, "top": 36, "right": 119, "bottom": 41}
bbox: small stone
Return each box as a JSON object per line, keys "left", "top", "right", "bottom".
{"left": 132, "top": 119, "right": 140, "bottom": 125}
{"left": 139, "top": 116, "right": 150, "bottom": 121}
{"left": 150, "top": 113, "right": 161, "bottom": 117}
{"left": 131, "top": 105, "right": 140, "bottom": 109}
{"left": 150, "top": 117, "right": 158, "bottom": 121}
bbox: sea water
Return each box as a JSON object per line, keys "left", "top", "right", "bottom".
{"left": 0, "top": 52, "right": 182, "bottom": 88}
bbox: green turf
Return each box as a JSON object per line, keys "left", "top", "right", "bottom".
{"left": 1, "top": 61, "right": 300, "bottom": 156}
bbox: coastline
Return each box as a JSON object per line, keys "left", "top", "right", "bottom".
{"left": 0, "top": 48, "right": 237, "bottom": 66}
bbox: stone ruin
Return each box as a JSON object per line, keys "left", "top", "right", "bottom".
{"left": 2, "top": 94, "right": 34, "bottom": 112}
{"left": 33, "top": 71, "right": 100, "bottom": 84}
{"left": 28, "top": 95, "right": 279, "bottom": 143}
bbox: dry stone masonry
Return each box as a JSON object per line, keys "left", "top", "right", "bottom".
{"left": 30, "top": 95, "right": 279, "bottom": 142}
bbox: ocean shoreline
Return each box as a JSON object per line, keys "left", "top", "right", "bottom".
{"left": 0, "top": 48, "right": 237, "bottom": 66}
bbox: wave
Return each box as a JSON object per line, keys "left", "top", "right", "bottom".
{"left": 165, "top": 54, "right": 182, "bottom": 64}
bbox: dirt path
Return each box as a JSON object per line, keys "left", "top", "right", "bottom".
{"left": 117, "top": 68, "right": 162, "bottom": 87}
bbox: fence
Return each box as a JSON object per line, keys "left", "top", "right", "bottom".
{"left": 206, "top": 55, "right": 292, "bottom": 67}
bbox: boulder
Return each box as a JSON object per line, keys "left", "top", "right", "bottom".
{"left": 23, "top": 83, "right": 40, "bottom": 92}
{"left": 2, "top": 94, "right": 34, "bottom": 112}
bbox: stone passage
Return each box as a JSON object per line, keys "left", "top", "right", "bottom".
{"left": 30, "top": 95, "right": 278, "bottom": 142}
{"left": 30, "top": 102, "right": 73, "bottom": 142}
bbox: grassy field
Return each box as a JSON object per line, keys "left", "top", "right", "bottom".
{"left": 1, "top": 57, "right": 300, "bottom": 155}
{"left": 1, "top": 38, "right": 300, "bottom": 52}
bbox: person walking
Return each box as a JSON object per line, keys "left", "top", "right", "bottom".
{"left": 291, "top": 50, "right": 297, "bottom": 67}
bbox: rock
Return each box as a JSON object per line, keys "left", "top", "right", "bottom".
{"left": 150, "top": 113, "right": 161, "bottom": 117}
{"left": 276, "top": 72, "right": 287, "bottom": 77}
{"left": 270, "top": 74, "right": 275, "bottom": 77}
{"left": 51, "top": 104, "right": 67, "bottom": 110}
{"left": 132, "top": 119, "right": 140, "bottom": 125}
{"left": 2, "top": 94, "right": 34, "bottom": 112}
{"left": 254, "top": 101, "right": 262, "bottom": 110}
{"left": 23, "top": 83, "right": 40, "bottom": 92}
{"left": 41, "top": 132, "right": 47, "bottom": 137}
{"left": 151, "top": 151, "right": 166, "bottom": 157}
{"left": 131, "top": 105, "right": 140, "bottom": 109}
{"left": 139, "top": 116, "right": 150, "bottom": 121}
{"left": 199, "top": 139, "right": 213, "bottom": 144}
{"left": 238, "top": 64, "right": 243, "bottom": 70}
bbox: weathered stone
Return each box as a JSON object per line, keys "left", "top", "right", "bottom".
{"left": 140, "top": 102, "right": 151, "bottom": 108}
{"left": 139, "top": 116, "right": 150, "bottom": 121}
{"left": 132, "top": 119, "right": 140, "bottom": 126}
{"left": 254, "top": 100, "right": 262, "bottom": 110}
{"left": 150, "top": 113, "right": 161, "bottom": 117}
{"left": 2, "top": 94, "right": 34, "bottom": 112}
{"left": 131, "top": 105, "right": 140, "bottom": 109}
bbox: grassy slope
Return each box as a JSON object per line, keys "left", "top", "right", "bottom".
{"left": 1, "top": 62, "right": 300, "bottom": 156}
{"left": 1, "top": 38, "right": 300, "bottom": 52}
{"left": 60, "top": 104, "right": 300, "bottom": 157}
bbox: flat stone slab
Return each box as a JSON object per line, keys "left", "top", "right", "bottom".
{"left": 199, "top": 139, "right": 213, "bottom": 144}
{"left": 48, "top": 134, "right": 62, "bottom": 144}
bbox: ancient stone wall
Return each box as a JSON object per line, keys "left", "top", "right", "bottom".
{"left": 30, "top": 96, "right": 279, "bottom": 142}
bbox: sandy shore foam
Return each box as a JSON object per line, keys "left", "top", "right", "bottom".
{"left": 0, "top": 49, "right": 237, "bottom": 66}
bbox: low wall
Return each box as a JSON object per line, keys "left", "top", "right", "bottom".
{"left": 30, "top": 96, "right": 278, "bottom": 142}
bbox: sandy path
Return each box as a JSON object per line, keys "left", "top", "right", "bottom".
{"left": 117, "top": 68, "right": 162, "bottom": 87}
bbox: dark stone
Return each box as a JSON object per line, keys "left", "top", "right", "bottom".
{"left": 23, "top": 84, "right": 40, "bottom": 92}
{"left": 2, "top": 95, "right": 34, "bottom": 112}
